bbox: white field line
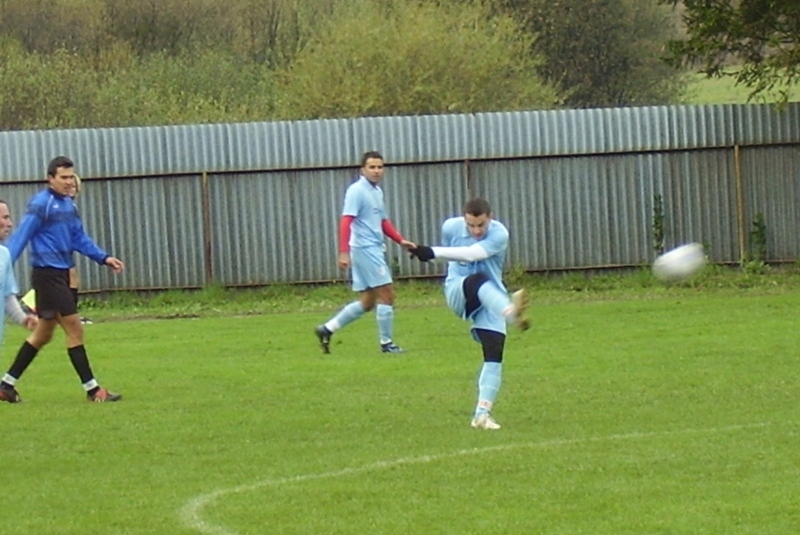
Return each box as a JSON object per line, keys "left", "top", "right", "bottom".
{"left": 179, "top": 422, "right": 770, "bottom": 535}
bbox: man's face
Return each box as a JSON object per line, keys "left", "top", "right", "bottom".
{"left": 0, "top": 203, "right": 13, "bottom": 241}
{"left": 465, "top": 212, "right": 491, "bottom": 239}
{"left": 361, "top": 157, "right": 385, "bottom": 184}
{"left": 48, "top": 166, "right": 76, "bottom": 197}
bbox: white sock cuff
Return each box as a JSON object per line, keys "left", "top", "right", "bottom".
{"left": 82, "top": 379, "right": 99, "bottom": 392}
{"left": 2, "top": 373, "right": 17, "bottom": 386}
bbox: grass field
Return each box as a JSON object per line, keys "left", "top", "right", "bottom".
{"left": 682, "top": 72, "right": 800, "bottom": 105}
{"left": 1, "top": 272, "right": 799, "bottom": 535}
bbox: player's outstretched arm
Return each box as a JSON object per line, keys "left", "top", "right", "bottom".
{"left": 382, "top": 220, "right": 415, "bottom": 250}
{"left": 409, "top": 243, "right": 489, "bottom": 263}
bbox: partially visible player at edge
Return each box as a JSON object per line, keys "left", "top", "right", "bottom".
{"left": 315, "top": 151, "right": 416, "bottom": 354}
{"left": 0, "top": 200, "right": 38, "bottom": 349}
{"left": 408, "top": 198, "right": 529, "bottom": 430}
{"left": 0, "top": 156, "right": 125, "bottom": 403}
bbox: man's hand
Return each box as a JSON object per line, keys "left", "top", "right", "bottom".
{"left": 409, "top": 245, "right": 435, "bottom": 262}
{"left": 105, "top": 256, "right": 125, "bottom": 274}
{"left": 23, "top": 314, "right": 38, "bottom": 331}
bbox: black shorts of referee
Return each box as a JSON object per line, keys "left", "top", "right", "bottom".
{"left": 31, "top": 267, "right": 77, "bottom": 319}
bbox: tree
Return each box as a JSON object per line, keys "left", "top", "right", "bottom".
{"left": 0, "top": 39, "right": 99, "bottom": 129}
{"left": 0, "top": 0, "right": 106, "bottom": 54}
{"left": 662, "top": 0, "right": 800, "bottom": 103}
{"left": 0, "top": 37, "right": 277, "bottom": 130}
{"left": 274, "top": 0, "right": 558, "bottom": 119}
{"left": 229, "top": 0, "right": 340, "bottom": 67}
{"left": 493, "top": 0, "right": 684, "bottom": 108}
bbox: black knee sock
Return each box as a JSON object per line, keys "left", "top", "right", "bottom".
{"left": 4, "top": 341, "right": 40, "bottom": 385}
{"left": 68, "top": 345, "right": 95, "bottom": 385}
{"left": 71, "top": 288, "right": 79, "bottom": 307}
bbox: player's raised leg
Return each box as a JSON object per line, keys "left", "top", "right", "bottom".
{"left": 476, "top": 281, "right": 529, "bottom": 330}
{"left": 460, "top": 273, "right": 528, "bottom": 331}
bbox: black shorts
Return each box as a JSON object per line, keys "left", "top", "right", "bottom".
{"left": 31, "top": 267, "right": 77, "bottom": 319}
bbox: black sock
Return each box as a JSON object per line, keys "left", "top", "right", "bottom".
{"left": 6, "top": 341, "right": 40, "bottom": 381}
{"left": 71, "top": 288, "right": 79, "bottom": 307}
{"left": 67, "top": 345, "right": 95, "bottom": 385}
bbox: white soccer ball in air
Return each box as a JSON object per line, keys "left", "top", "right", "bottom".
{"left": 652, "top": 243, "right": 707, "bottom": 282}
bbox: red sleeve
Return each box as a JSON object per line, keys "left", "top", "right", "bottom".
{"left": 381, "top": 219, "right": 405, "bottom": 244}
{"left": 339, "top": 215, "right": 355, "bottom": 253}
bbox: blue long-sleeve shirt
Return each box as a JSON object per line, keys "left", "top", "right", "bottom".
{"left": 7, "top": 188, "right": 109, "bottom": 268}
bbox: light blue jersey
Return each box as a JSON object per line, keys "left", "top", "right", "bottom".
{"left": 342, "top": 176, "right": 387, "bottom": 249}
{"left": 0, "top": 245, "right": 20, "bottom": 345}
{"left": 342, "top": 176, "right": 392, "bottom": 291}
{"left": 441, "top": 216, "right": 509, "bottom": 333}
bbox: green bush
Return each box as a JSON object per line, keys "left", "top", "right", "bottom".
{"left": 274, "top": 0, "right": 557, "bottom": 119}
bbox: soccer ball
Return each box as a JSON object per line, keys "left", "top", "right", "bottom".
{"left": 652, "top": 243, "right": 707, "bottom": 282}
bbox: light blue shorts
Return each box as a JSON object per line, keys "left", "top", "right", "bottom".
{"left": 350, "top": 246, "right": 393, "bottom": 292}
{"left": 444, "top": 277, "right": 507, "bottom": 338}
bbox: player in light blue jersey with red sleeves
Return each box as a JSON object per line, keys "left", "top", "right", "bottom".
{"left": 315, "top": 151, "right": 416, "bottom": 354}
{"left": 409, "top": 198, "right": 529, "bottom": 430}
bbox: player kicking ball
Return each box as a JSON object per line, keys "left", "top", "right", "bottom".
{"left": 408, "top": 198, "right": 528, "bottom": 430}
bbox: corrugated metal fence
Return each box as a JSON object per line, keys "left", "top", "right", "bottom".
{"left": 0, "top": 103, "right": 798, "bottom": 293}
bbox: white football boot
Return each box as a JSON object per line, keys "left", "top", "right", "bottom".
{"left": 471, "top": 413, "right": 501, "bottom": 430}
{"left": 511, "top": 289, "right": 530, "bottom": 331}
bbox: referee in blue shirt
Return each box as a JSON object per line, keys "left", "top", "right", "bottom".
{"left": 0, "top": 156, "right": 125, "bottom": 403}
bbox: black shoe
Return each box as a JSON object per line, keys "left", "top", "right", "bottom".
{"left": 380, "top": 342, "right": 405, "bottom": 354}
{"left": 315, "top": 325, "right": 332, "bottom": 354}
{"left": 87, "top": 387, "right": 122, "bottom": 402}
{"left": 0, "top": 385, "right": 21, "bottom": 403}
{"left": 80, "top": 317, "right": 93, "bottom": 325}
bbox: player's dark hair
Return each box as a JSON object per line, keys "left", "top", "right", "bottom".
{"left": 361, "top": 151, "right": 383, "bottom": 167}
{"left": 47, "top": 156, "right": 73, "bottom": 178}
{"left": 463, "top": 198, "right": 491, "bottom": 217}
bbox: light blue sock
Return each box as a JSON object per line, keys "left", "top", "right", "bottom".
{"left": 475, "top": 362, "right": 502, "bottom": 417}
{"left": 477, "top": 283, "right": 512, "bottom": 318}
{"left": 325, "top": 301, "right": 365, "bottom": 332}
{"left": 376, "top": 304, "right": 394, "bottom": 344}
